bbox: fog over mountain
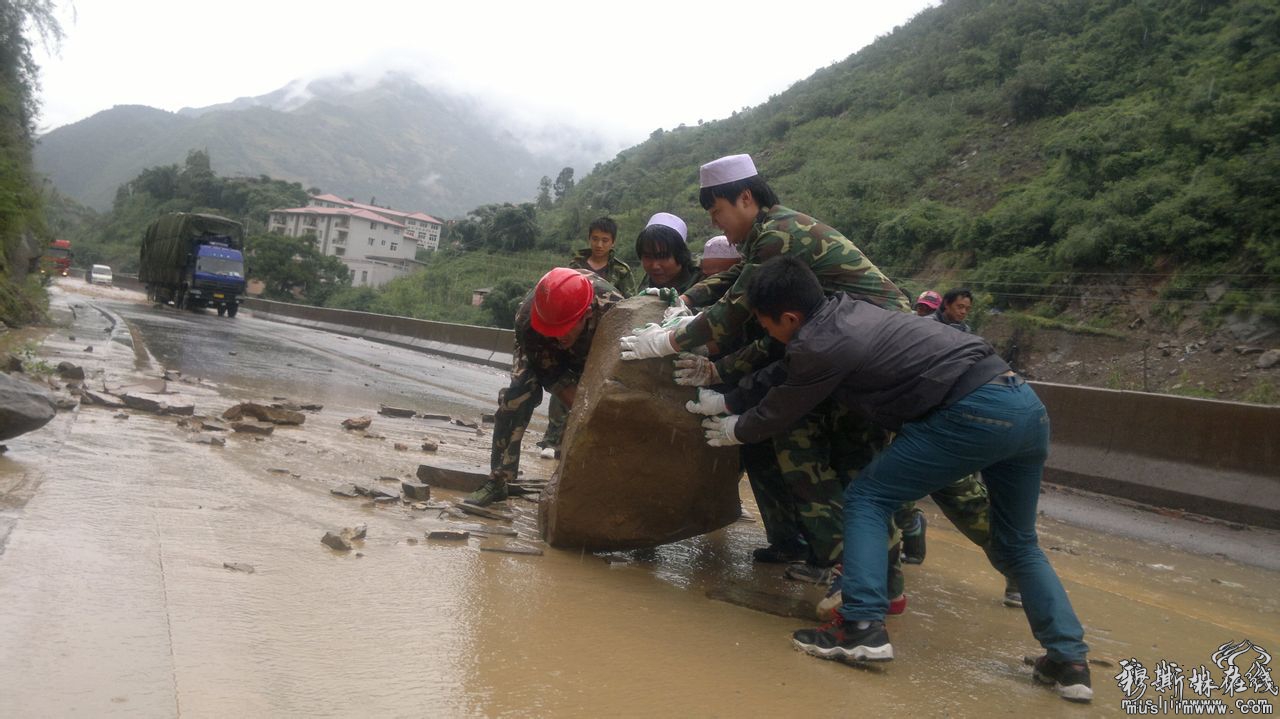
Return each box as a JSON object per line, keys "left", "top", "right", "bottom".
{"left": 35, "top": 72, "right": 626, "bottom": 217}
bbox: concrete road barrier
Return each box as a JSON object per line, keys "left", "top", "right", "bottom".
{"left": 1032, "top": 381, "right": 1279, "bottom": 529}
{"left": 228, "top": 297, "right": 1280, "bottom": 529}
{"left": 240, "top": 297, "right": 514, "bottom": 370}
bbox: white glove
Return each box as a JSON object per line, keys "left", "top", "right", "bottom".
{"left": 660, "top": 313, "right": 696, "bottom": 332}
{"left": 643, "top": 287, "right": 692, "bottom": 323}
{"left": 674, "top": 352, "right": 720, "bottom": 387}
{"left": 701, "top": 415, "right": 741, "bottom": 447}
{"left": 619, "top": 323, "right": 678, "bottom": 361}
{"left": 685, "top": 388, "right": 727, "bottom": 415}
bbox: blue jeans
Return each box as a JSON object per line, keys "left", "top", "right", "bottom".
{"left": 838, "top": 381, "right": 1089, "bottom": 662}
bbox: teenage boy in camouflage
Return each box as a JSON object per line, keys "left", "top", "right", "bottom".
{"left": 712, "top": 256, "right": 1092, "bottom": 703}
{"left": 465, "top": 268, "right": 624, "bottom": 506}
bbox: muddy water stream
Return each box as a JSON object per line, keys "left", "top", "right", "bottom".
{"left": 2, "top": 285, "right": 1278, "bottom": 716}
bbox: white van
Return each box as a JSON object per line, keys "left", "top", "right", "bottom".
{"left": 88, "top": 264, "right": 113, "bottom": 286}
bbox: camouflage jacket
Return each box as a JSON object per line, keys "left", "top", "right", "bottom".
{"left": 673, "top": 205, "right": 910, "bottom": 383}
{"left": 568, "top": 248, "right": 636, "bottom": 297}
{"left": 635, "top": 266, "right": 705, "bottom": 295}
{"left": 490, "top": 270, "right": 624, "bottom": 478}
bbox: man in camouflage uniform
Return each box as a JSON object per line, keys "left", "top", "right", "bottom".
{"left": 466, "top": 267, "right": 625, "bottom": 506}
{"left": 624, "top": 154, "right": 998, "bottom": 595}
{"left": 539, "top": 218, "right": 635, "bottom": 458}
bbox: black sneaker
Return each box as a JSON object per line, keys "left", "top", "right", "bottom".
{"left": 901, "top": 511, "right": 926, "bottom": 565}
{"left": 752, "top": 541, "right": 808, "bottom": 564}
{"left": 784, "top": 563, "right": 838, "bottom": 585}
{"left": 464, "top": 479, "right": 508, "bottom": 507}
{"left": 792, "top": 619, "right": 894, "bottom": 663}
{"left": 1033, "top": 655, "right": 1093, "bottom": 703}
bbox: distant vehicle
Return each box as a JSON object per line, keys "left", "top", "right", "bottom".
{"left": 41, "top": 239, "right": 73, "bottom": 277}
{"left": 87, "top": 264, "right": 114, "bottom": 286}
{"left": 139, "top": 213, "right": 247, "bottom": 317}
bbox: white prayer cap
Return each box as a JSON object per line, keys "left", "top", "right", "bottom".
{"left": 701, "top": 235, "right": 739, "bottom": 259}
{"left": 645, "top": 212, "right": 687, "bottom": 242}
{"left": 699, "top": 154, "right": 758, "bottom": 188}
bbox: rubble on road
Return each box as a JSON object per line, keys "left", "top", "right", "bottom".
{"left": 456, "top": 502, "right": 515, "bottom": 522}
{"left": 230, "top": 420, "right": 275, "bottom": 435}
{"left": 416, "top": 460, "right": 488, "bottom": 492}
{"left": 322, "top": 532, "right": 352, "bottom": 551}
{"left": 0, "top": 372, "right": 56, "bottom": 441}
{"left": 426, "top": 530, "right": 470, "bottom": 541}
{"left": 56, "top": 361, "right": 85, "bottom": 381}
{"left": 378, "top": 405, "right": 416, "bottom": 418}
{"left": 223, "top": 402, "right": 305, "bottom": 425}
{"left": 401, "top": 480, "right": 431, "bottom": 501}
{"left": 341, "top": 416, "right": 372, "bottom": 430}
{"left": 223, "top": 562, "right": 255, "bottom": 574}
{"left": 479, "top": 541, "right": 543, "bottom": 556}
{"left": 330, "top": 484, "right": 361, "bottom": 498}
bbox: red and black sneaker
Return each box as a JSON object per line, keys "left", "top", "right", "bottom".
{"left": 792, "top": 618, "right": 894, "bottom": 663}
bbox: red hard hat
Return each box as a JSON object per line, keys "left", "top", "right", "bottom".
{"left": 531, "top": 268, "right": 594, "bottom": 337}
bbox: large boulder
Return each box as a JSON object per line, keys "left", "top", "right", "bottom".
{"left": 0, "top": 372, "right": 57, "bottom": 441}
{"left": 540, "top": 296, "right": 741, "bottom": 550}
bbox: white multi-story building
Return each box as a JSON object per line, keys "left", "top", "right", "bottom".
{"left": 309, "top": 194, "right": 444, "bottom": 251}
{"left": 267, "top": 205, "right": 425, "bottom": 288}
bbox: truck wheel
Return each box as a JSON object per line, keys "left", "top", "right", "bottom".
{"left": 217, "top": 305, "right": 226, "bottom": 317}
{"left": 227, "top": 303, "right": 239, "bottom": 318}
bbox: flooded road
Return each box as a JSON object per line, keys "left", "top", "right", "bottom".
{"left": 2, "top": 281, "right": 1278, "bottom": 717}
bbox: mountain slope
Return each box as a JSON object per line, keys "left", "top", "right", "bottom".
{"left": 34, "top": 75, "right": 601, "bottom": 217}
{"left": 547, "top": 0, "right": 1278, "bottom": 316}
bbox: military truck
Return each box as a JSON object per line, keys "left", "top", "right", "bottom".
{"left": 139, "top": 213, "right": 247, "bottom": 317}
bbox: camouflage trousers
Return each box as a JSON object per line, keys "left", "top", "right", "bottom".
{"left": 541, "top": 395, "right": 569, "bottom": 448}
{"left": 894, "top": 473, "right": 993, "bottom": 550}
{"left": 743, "top": 400, "right": 891, "bottom": 567}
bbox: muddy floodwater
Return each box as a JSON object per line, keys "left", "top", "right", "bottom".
{"left": 2, "top": 282, "right": 1278, "bottom": 717}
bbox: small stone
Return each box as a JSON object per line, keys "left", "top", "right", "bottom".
{"left": 366, "top": 485, "right": 396, "bottom": 499}
{"left": 67, "top": 335, "right": 75, "bottom": 341}
{"left": 452, "top": 418, "right": 479, "bottom": 428}
{"left": 377, "top": 475, "right": 399, "bottom": 483}
{"left": 342, "top": 416, "right": 372, "bottom": 430}
{"left": 331, "top": 484, "right": 361, "bottom": 498}
{"left": 394, "top": 442, "right": 409, "bottom": 451}
{"left": 230, "top": 420, "right": 275, "bottom": 435}
{"left": 299, "top": 402, "right": 323, "bottom": 411}
{"left": 228, "top": 351, "right": 237, "bottom": 356}
{"left": 1256, "top": 349, "right": 1280, "bottom": 370}
{"left": 223, "top": 562, "right": 255, "bottom": 574}
{"left": 114, "top": 412, "right": 129, "bottom": 420}
{"left": 406, "top": 537, "right": 419, "bottom": 545}
{"left": 55, "top": 362, "right": 85, "bottom": 381}
{"left": 344, "top": 524, "right": 368, "bottom": 541}
{"left": 84, "top": 346, "right": 94, "bottom": 353}
{"left": 322, "top": 532, "right": 352, "bottom": 551}
{"left": 421, "top": 439, "right": 439, "bottom": 452}
{"left": 1210, "top": 343, "right": 1225, "bottom": 353}
{"left": 427, "top": 530, "right": 470, "bottom": 541}
{"left": 401, "top": 480, "right": 431, "bottom": 501}
{"left": 266, "top": 468, "right": 290, "bottom": 475}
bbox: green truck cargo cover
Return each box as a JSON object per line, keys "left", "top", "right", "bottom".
{"left": 139, "top": 213, "right": 244, "bottom": 285}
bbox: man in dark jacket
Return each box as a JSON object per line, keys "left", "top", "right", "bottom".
{"left": 691, "top": 257, "right": 1092, "bottom": 703}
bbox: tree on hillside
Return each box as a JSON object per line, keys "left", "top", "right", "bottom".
{"left": 536, "top": 176, "right": 553, "bottom": 210}
{"left": 490, "top": 203, "right": 539, "bottom": 251}
{"left": 553, "top": 167, "right": 574, "bottom": 202}
{"left": 245, "top": 233, "right": 351, "bottom": 304}
{"left": 481, "top": 277, "right": 531, "bottom": 329}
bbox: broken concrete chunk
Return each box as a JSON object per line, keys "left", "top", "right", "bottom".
{"left": 378, "top": 405, "right": 416, "bottom": 418}
{"left": 540, "top": 295, "right": 740, "bottom": 551}
{"left": 223, "top": 402, "right": 305, "bottom": 425}
{"left": 343, "top": 524, "right": 368, "bottom": 541}
{"left": 342, "top": 416, "right": 372, "bottom": 430}
{"left": 366, "top": 485, "right": 397, "bottom": 499}
{"left": 401, "top": 480, "right": 431, "bottom": 501}
{"left": 331, "top": 484, "right": 360, "bottom": 498}
{"left": 416, "top": 412, "right": 451, "bottom": 421}
{"left": 120, "top": 394, "right": 163, "bottom": 413}
{"left": 426, "top": 530, "right": 470, "bottom": 541}
{"left": 230, "top": 420, "right": 275, "bottom": 435}
{"left": 420, "top": 438, "right": 439, "bottom": 452}
{"left": 322, "top": 532, "right": 352, "bottom": 551}
{"left": 416, "top": 461, "right": 489, "bottom": 493}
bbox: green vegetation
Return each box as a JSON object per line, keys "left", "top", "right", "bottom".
{"left": 0, "top": 0, "right": 61, "bottom": 326}
{"left": 43, "top": 0, "right": 1279, "bottom": 328}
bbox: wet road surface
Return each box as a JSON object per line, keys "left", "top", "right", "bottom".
{"left": 1, "top": 281, "right": 1278, "bottom": 717}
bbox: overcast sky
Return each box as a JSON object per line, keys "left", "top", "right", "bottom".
{"left": 34, "top": 0, "right": 936, "bottom": 145}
